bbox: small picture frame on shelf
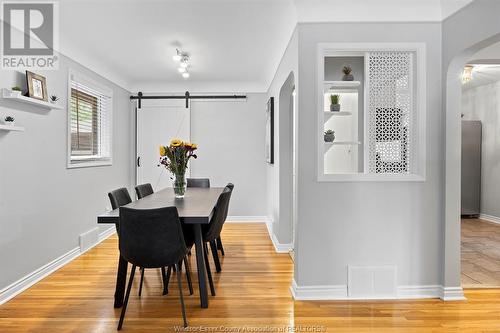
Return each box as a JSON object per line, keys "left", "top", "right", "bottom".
{"left": 26, "top": 71, "right": 48, "bottom": 101}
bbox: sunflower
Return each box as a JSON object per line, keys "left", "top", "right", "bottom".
{"left": 170, "top": 138, "right": 183, "bottom": 147}
{"left": 159, "top": 145, "right": 167, "bottom": 156}
{"left": 191, "top": 143, "right": 198, "bottom": 150}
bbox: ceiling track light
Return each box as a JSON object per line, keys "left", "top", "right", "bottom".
{"left": 173, "top": 48, "right": 191, "bottom": 78}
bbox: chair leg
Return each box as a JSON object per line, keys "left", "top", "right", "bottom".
{"left": 117, "top": 265, "right": 136, "bottom": 331}
{"left": 138, "top": 267, "right": 145, "bottom": 296}
{"left": 161, "top": 266, "right": 170, "bottom": 295}
{"left": 216, "top": 237, "right": 225, "bottom": 256}
{"left": 175, "top": 263, "right": 188, "bottom": 328}
{"left": 203, "top": 243, "right": 216, "bottom": 296}
{"left": 184, "top": 256, "right": 194, "bottom": 295}
{"left": 209, "top": 240, "right": 222, "bottom": 273}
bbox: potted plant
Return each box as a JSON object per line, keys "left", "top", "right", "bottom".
{"left": 342, "top": 66, "right": 354, "bottom": 81}
{"left": 4, "top": 116, "right": 15, "bottom": 126}
{"left": 330, "top": 94, "right": 340, "bottom": 112}
{"left": 11, "top": 86, "right": 22, "bottom": 96}
{"left": 50, "top": 95, "right": 59, "bottom": 104}
{"left": 324, "top": 129, "right": 335, "bottom": 142}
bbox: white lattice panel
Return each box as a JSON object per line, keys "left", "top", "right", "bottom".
{"left": 367, "top": 52, "right": 413, "bottom": 174}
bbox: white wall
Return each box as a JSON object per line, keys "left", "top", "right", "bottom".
{"left": 294, "top": 22, "right": 443, "bottom": 292}
{"left": 462, "top": 81, "right": 500, "bottom": 218}
{"left": 266, "top": 28, "right": 298, "bottom": 245}
{"left": 0, "top": 58, "right": 134, "bottom": 292}
{"left": 190, "top": 95, "right": 268, "bottom": 217}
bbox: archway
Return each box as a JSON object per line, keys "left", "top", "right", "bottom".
{"left": 444, "top": 33, "right": 500, "bottom": 299}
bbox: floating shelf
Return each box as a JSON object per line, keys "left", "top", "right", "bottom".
{"left": 324, "top": 141, "right": 361, "bottom": 152}
{"left": 1, "top": 89, "right": 63, "bottom": 110}
{"left": 324, "top": 81, "right": 361, "bottom": 90}
{"left": 324, "top": 111, "right": 352, "bottom": 116}
{"left": 0, "top": 124, "right": 25, "bottom": 132}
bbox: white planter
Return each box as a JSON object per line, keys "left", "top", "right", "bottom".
{"left": 5, "top": 121, "right": 15, "bottom": 126}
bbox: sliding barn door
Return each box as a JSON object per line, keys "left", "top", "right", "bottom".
{"left": 136, "top": 100, "right": 190, "bottom": 191}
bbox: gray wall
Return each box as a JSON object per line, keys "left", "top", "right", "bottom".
{"left": 0, "top": 57, "right": 134, "bottom": 291}
{"left": 462, "top": 81, "right": 500, "bottom": 218}
{"left": 190, "top": 94, "right": 268, "bottom": 217}
{"left": 266, "top": 28, "right": 298, "bottom": 245}
{"left": 295, "top": 22, "right": 443, "bottom": 288}
{"left": 442, "top": 0, "right": 500, "bottom": 289}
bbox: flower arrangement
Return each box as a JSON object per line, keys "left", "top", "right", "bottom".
{"left": 159, "top": 139, "right": 198, "bottom": 198}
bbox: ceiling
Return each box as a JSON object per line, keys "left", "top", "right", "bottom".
{"left": 57, "top": 0, "right": 474, "bottom": 93}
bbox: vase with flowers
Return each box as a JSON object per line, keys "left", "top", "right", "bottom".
{"left": 159, "top": 139, "right": 198, "bottom": 198}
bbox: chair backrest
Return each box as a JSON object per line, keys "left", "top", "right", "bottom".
{"left": 203, "top": 187, "right": 232, "bottom": 242}
{"left": 119, "top": 206, "right": 187, "bottom": 268}
{"left": 187, "top": 178, "right": 210, "bottom": 188}
{"left": 108, "top": 188, "right": 132, "bottom": 210}
{"left": 135, "top": 183, "right": 154, "bottom": 199}
{"left": 222, "top": 183, "right": 234, "bottom": 221}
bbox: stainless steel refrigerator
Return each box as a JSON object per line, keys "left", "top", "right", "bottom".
{"left": 461, "top": 120, "right": 482, "bottom": 216}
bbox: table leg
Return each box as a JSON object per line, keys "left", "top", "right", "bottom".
{"left": 114, "top": 254, "right": 128, "bottom": 308}
{"left": 193, "top": 224, "right": 209, "bottom": 308}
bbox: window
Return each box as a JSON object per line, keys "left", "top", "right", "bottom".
{"left": 317, "top": 43, "right": 426, "bottom": 181}
{"left": 68, "top": 70, "right": 113, "bottom": 168}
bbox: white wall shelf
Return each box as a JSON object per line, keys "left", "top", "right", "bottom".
{"left": 0, "top": 124, "right": 25, "bottom": 132}
{"left": 2, "top": 89, "right": 63, "bottom": 110}
{"left": 324, "top": 81, "right": 361, "bottom": 90}
{"left": 324, "top": 141, "right": 361, "bottom": 152}
{"left": 324, "top": 111, "right": 352, "bottom": 116}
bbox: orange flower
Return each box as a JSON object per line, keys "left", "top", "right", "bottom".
{"left": 170, "top": 138, "right": 183, "bottom": 147}
{"left": 159, "top": 145, "right": 167, "bottom": 156}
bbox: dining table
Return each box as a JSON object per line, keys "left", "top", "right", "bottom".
{"left": 97, "top": 187, "right": 224, "bottom": 309}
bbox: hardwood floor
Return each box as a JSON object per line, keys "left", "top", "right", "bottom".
{"left": 1, "top": 223, "right": 500, "bottom": 332}
{"left": 462, "top": 218, "right": 500, "bottom": 287}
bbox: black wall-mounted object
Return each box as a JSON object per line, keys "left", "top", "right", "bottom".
{"left": 130, "top": 91, "right": 247, "bottom": 109}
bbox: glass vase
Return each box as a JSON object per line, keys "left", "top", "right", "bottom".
{"left": 173, "top": 173, "right": 187, "bottom": 198}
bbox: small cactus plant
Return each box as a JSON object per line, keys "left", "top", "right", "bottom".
{"left": 4, "top": 116, "right": 15, "bottom": 124}
{"left": 50, "top": 95, "right": 59, "bottom": 103}
{"left": 342, "top": 66, "right": 354, "bottom": 81}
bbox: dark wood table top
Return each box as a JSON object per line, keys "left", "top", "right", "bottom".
{"left": 97, "top": 187, "right": 224, "bottom": 225}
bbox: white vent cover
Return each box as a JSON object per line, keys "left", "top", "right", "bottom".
{"left": 367, "top": 51, "right": 413, "bottom": 174}
{"left": 79, "top": 227, "right": 99, "bottom": 252}
{"left": 348, "top": 265, "right": 397, "bottom": 299}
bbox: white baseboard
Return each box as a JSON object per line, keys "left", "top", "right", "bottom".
{"left": 226, "top": 216, "right": 267, "bottom": 223}
{"left": 397, "top": 285, "right": 442, "bottom": 299}
{"left": 440, "top": 286, "right": 466, "bottom": 301}
{"left": 290, "top": 281, "right": 464, "bottom": 301}
{"left": 0, "top": 226, "right": 116, "bottom": 305}
{"left": 290, "top": 279, "right": 348, "bottom": 300}
{"left": 265, "top": 220, "right": 293, "bottom": 253}
{"left": 479, "top": 214, "right": 500, "bottom": 225}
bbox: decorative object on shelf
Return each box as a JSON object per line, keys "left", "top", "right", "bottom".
{"left": 330, "top": 94, "right": 340, "bottom": 112}
{"left": 49, "top": 95, "right": 59, "bottom": 104}
{"left": 324, "top": 129, "right": 335, "bottom": 142}
{"left": 4, "top": 116, "right": 15, "bottom": 126}
{"left": 159, "top": 139, "right": 198, "bottom": 198}
{"left": 26, "top": 71, "right": 48, "bottom": 101}
{"left": 342, "top": 66, "right": 354, "bottom": 81}
{"left": 11, "top": 86, "right": 22, "bottom": 96}
{"left": 265, "top": 97, "right": 274, "bottom": 164}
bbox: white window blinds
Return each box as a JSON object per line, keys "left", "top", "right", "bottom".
{"left": 68, "top": 71, "right": 112, "bottom": 167}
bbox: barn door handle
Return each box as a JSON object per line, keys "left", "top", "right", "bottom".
{"left": 137, "top": 156, "right": 141, "bottom": 167}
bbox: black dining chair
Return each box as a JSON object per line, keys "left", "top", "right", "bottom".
{"left": 217, "top": 183, "right": 234, "bottom": 256}
{"left": 186, "top": 178, "right": 226, "bottom": 256}
{"left": 134, "top": 183, "right": 194, "bottom": 297}
{"left": 118, "top": 206, "right": 189, "bottom": 329}
{"left": 109, "top": 187, "right": 170, "bottom": 296}
{"left": 201, "top": 186, "right": 232, "bottom": 289}
{"left": 135, "top": 183, "right": 153, "bottom": 199}
{"left": 187, "top": 178, "right": 210, "bottom": 188}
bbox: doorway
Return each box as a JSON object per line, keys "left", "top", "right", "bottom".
{"left": 460, "top": 42, "right": 500, "bottom": 287}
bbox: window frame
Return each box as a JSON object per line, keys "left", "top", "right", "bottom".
{"left": 67, "top": 69, "right": 113, "bottom": 169}
{"left": 316, "top": 43, "right": 426, "bottom": 182}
